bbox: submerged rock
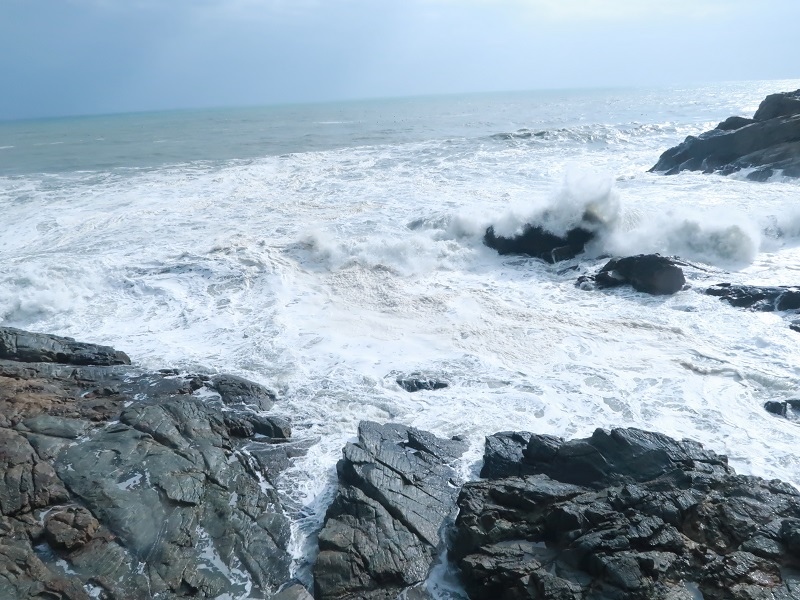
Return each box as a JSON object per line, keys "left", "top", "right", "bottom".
{"left": 314, "top": 421, "right": 467, "bottom": 600}
{"left": 578, "top": 254, "right": 686, "bottom": 295}
{"left": 706, "top": 283, "right": 800, "bottom": 311}
{"left": 0, "top": 328, "right": 298, "bottom": 599}
{"left": 453, "top": 427, "right": 800, "bottom": 599}
{"left": 651, "top": 89, "right": 800, "bottom": 180}
{"left": 396, "top": 375, "right": 449, "bottom": 393}
{"left": 484, "top": 223, "right": 594, "bottom": 263}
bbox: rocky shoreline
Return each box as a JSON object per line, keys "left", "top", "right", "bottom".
{"left": 1, "top": 326, "right": 799, "bottom": 599}
{"left": 650, "top": 89, "right": 800, "bottom": 180}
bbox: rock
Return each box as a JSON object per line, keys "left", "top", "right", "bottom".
{"left": 210, "top": 373, "right": 277, "bottom": 411}
{"left": 396, "top": 376, "right": 449, "bottom": 393}
{"left": 651, "top": 89, "right": 800, "bottom": 179}
{"left": 480, "top": 430, "right": 537, "bottom": 479}
{"left": 484, "top": 223, "right": 594, "bottom": 263}
{"left": 578, "top": 254, "right": 686, "bottom": 295}
{"left": 273, "top": 582, "right": 315, "bottom": 600}
{"left": 0, "top": 326, "right": 130, "bottom": 366}
{"left": 314, "top": 421, "right": 467, "bottom": 600}
{"left": 716, "top": 116, "right": 756, "bottom": 131}
{"left": 453, "top": 427, "right": 800, "bottom": 600}
{"left": 0, "top": 328, "right": 297, "bottom": 599}
{"left": 764, "top": 399, "right": 800, "bottom": 422}
{"left": 754, "top": 91, "right": 800, "bottom": 121}
{"left": 706, "top": 283, "right": 800, "bottom": 311}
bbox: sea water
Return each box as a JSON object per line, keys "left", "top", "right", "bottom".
{"left": 2, "top": 80, "right": 800, "bottom": 590}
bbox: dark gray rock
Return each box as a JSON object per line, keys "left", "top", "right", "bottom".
{"left": 396, "top": 376, "right": 449, "bottom": 393}
{"left": 314, "top": 421, "right": 467, "bottom": 600}
{"left": 0, "top": 326, "right": 130, "bottom": 366}
{"left": 651, "top": 89, "right": 800, "bottom": 179}
{"left": 717, "top": 115, "right": 756, "bottom": 131}
{"left": 0, "top": 328, "right": 297, "bottom": 599}
{"left": 484, "top": 223, "right": 594, "bottom": 263}
{"left": 210, "top": 373, "right": 277, "bottom": 411}
{"left": 706, "top": 283, "right": 800, "bottom": 311}
{"left": 578, "top": 254, "right": 686, "bottom": 295}
{"left": 453, "top": 428, "right": 800, "bottom": 600}
{"left": 480, "top": 430, "right": 536, "bottom": 479}
{"left": 754, "top": 91, "right": 800, "bottom": 121}
{"left": 764, "top": 399, "right": 800, "bottom": 423}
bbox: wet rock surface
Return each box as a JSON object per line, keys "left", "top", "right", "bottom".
{"left": 706, "top": 283, "right": 800, "bottom": 312}
{"left": 578, "top": 254, "right": 687, "bottom": 295}
{"left": 453, "top": 427, "right": 800, "bottom": 600}
{"left": 651, "top": 89, "right": 800, "bottom": 180}
{"left": 396, "top": 375, "right": 449, "bottom": 393}
{"left": 765, "top": 399, "right": 800, "bottom": 422}
{"left": 314, "top": 421, "right": 467, "bottom": 600}
{"left": 0, "top": 327, "right": 298, "bottom": 599}
{"left": 484, "top": 224, "right": 594, "bottom": 263}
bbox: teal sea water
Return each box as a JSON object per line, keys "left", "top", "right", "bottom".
{"left": 2, "top": 80, "right": 800, "bottom": 591}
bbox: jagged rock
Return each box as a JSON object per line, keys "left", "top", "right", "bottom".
{"left": 578, "top": 254, "right": 686, "bottom": 295}
{"left": 706, "top": 283, "right": 800, "bottom": 311}
{"left": 396, "top": 376, "right": 449, "bottom": 393}
{"left": 314, "top": 421, "right": 467, "bottom": 600}
{"left": 0, "top": 326, "right": 130, "bottom": 366}
{"left": 453, "top": 428, "right": 800, "bottom": 600}
{"left": 0, "top": 328, "right": 297, "bottom": 599}
{"left": 651, "top": 89, "right": 800, "bottom": 180}
{"left": 764, "top": 399, "right": 800, "bottom": 422}
{"left": 480, "top": 430, "right": 536, "bottom": 479}
{"left": 484, "top": 224, "right": 594, "bottom": 263}
{"left": 210, "top": 373, "right": 277, "bottom": 411}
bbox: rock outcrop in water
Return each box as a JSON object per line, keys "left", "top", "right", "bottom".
{"left": 578, "top": 254, "right": 687, "bottom": 295}
{"left": 484, "top": 223, "right": 594, "bottom": 263}
{"left": 0, "top": 327, "right": 303, "bottom": 599}
{"left": 765, "top": 399, "right": 800, "bottom": 423}
{"left": 452, "top": 428, "right": 800, "bottom": 600}
{"left": 314, "top": 421, "right": 467, "bottom": 600}
{"left": 706, "top": 283, "right": 800, "bottom": 312}
{"left": 651, "top": 89, "right": 800, "bottom": 180}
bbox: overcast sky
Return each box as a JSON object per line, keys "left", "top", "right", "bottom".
{"left": 2, "top": 0, "right": 798, "bottom": 120}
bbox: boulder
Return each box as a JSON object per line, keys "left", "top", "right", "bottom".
{"left": 706, "top": 283, "right": 800, "bottom": 311}
{"left": 314, "top": 421, "right": 467, "bottom": 600}
{"left": 453, "top": 428, "right": 800, "bottom": 599}
{"left": 578, "top": 254, "right": 686, "bottom": 295}
{"left": 0, "top": 328, "right": 298, "bottom": 599}
{"left": 484, "top": 223, "right": 594, "bottom": 263}
{"left": 396, "top": 375, "right": 449, "bottom": 393}
{"left": 210, "top": 373, "right": 277, "bottom": 411}
{"left": 651, "top": 89, "right": 800, "bottom": 180}
{"left": 764, "top": 399, "right": 800, "bottom": 422}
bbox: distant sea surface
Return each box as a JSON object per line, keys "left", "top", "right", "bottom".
{"left": 3, "top": 81, "right": 800, "bottom": 588}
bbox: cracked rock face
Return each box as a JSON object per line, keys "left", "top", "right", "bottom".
{"left": 453, "top": 428, "right": 800, "bottom": 600}
{"left": 314, "top": 421, "right": 467, "bottom": 600}
{"left": 0, "top": 327, "right": 300, "bottom": 599}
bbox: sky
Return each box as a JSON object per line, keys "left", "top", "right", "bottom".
{"left": 1, "top": 0, "right": 798, "bottom": 120}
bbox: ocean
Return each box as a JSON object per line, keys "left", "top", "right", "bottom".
{"left": 2, "top": 80, "right": 800, "bottom": 592}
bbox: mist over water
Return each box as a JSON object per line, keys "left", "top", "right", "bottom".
{"left": 3, "top": 80, "right": 800, "bottom": 587}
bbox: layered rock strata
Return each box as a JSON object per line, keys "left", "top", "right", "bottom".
{"left": 453, "top": 428, "right": 800, "bottom": 599}
{"left": 0, "top": 327, "right": 301, "bottom": 599}
{"left": 314, "top": 421, "right": 467, "bottom": 600}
